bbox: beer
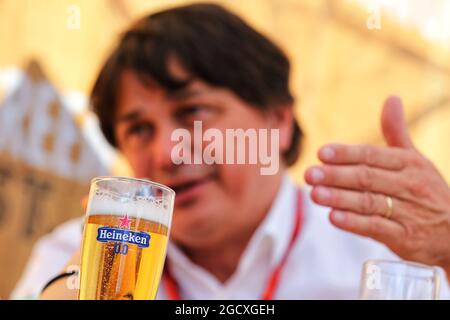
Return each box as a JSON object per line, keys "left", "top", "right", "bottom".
{"left": 79, "top": 177, "right": 175, "bottom": 300}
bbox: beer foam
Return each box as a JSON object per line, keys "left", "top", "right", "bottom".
{"left": 87, "top": 197, "right": 172, "bottom": 227}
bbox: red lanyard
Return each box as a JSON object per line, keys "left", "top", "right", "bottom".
{"left": 162, "top": 190, "right": 304, "bottom": 300}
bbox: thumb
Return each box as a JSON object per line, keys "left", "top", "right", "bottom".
{"left": 381, "top": 95, "right": 414, "bottom": 149}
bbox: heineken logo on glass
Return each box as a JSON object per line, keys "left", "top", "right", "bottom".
{"left": 96, "top": 227, "right": 151, "bottom": 248}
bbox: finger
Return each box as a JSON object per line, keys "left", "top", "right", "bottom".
{"left": 329, "top": 210, "right": 405, "bottom": 246}
{"left": 317, "top": 143, "right": 408, "bottom": 170}
{"left": 311, "top": 186, "right": 405, "bottom": 220}
{"left": 381, "top": 96, "right": 415, "bottom": 149}
{"left": 305, "top": 165, "right": 409, "bottom": 199}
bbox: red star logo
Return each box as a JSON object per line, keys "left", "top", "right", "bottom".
{"left": 119, "top": 214, "right": 131, "bottom": 229}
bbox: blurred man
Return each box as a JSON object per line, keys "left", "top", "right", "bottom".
{"left": 13, "top": 3, "right": 450, "bottom": 299}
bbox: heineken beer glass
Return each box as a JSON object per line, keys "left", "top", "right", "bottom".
{"left": 79, "top": 177, "right": 175, "bottom": 300}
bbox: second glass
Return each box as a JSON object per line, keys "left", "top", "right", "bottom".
{"left": 360, "top": 259, "right": 440, "bottom": 300}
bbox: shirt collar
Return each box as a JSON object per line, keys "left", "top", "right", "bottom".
{"left": 244, "top": 173, "right": 297, "bottom": 269}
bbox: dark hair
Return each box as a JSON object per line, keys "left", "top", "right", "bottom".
{"left": 91, "top": 3, "right": 303, "bottom": 166}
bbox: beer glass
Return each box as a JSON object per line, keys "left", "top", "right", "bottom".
{"left": 360, "top": 260, "right": 441, "bottom": 300}
{"left": 79, "top": 177, "right": 175, "bottom": 300}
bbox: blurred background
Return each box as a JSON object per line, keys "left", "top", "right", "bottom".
{"left": 1, "top": 0, "right": 450, "bottom": 297}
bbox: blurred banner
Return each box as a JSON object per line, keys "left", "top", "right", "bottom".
{"left": 0, "top": 60, "right": 121, "bottom": 297}
{"left": 1, "top": 0, "right": 450, "bottom": 297}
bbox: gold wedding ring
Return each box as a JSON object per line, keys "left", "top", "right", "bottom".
{"left": 384, "top": 196, "right": 393, "bottom": 220}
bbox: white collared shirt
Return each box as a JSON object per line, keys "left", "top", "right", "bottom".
{"left": 11, "top": 175, "right": 449, "bottom": 299}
